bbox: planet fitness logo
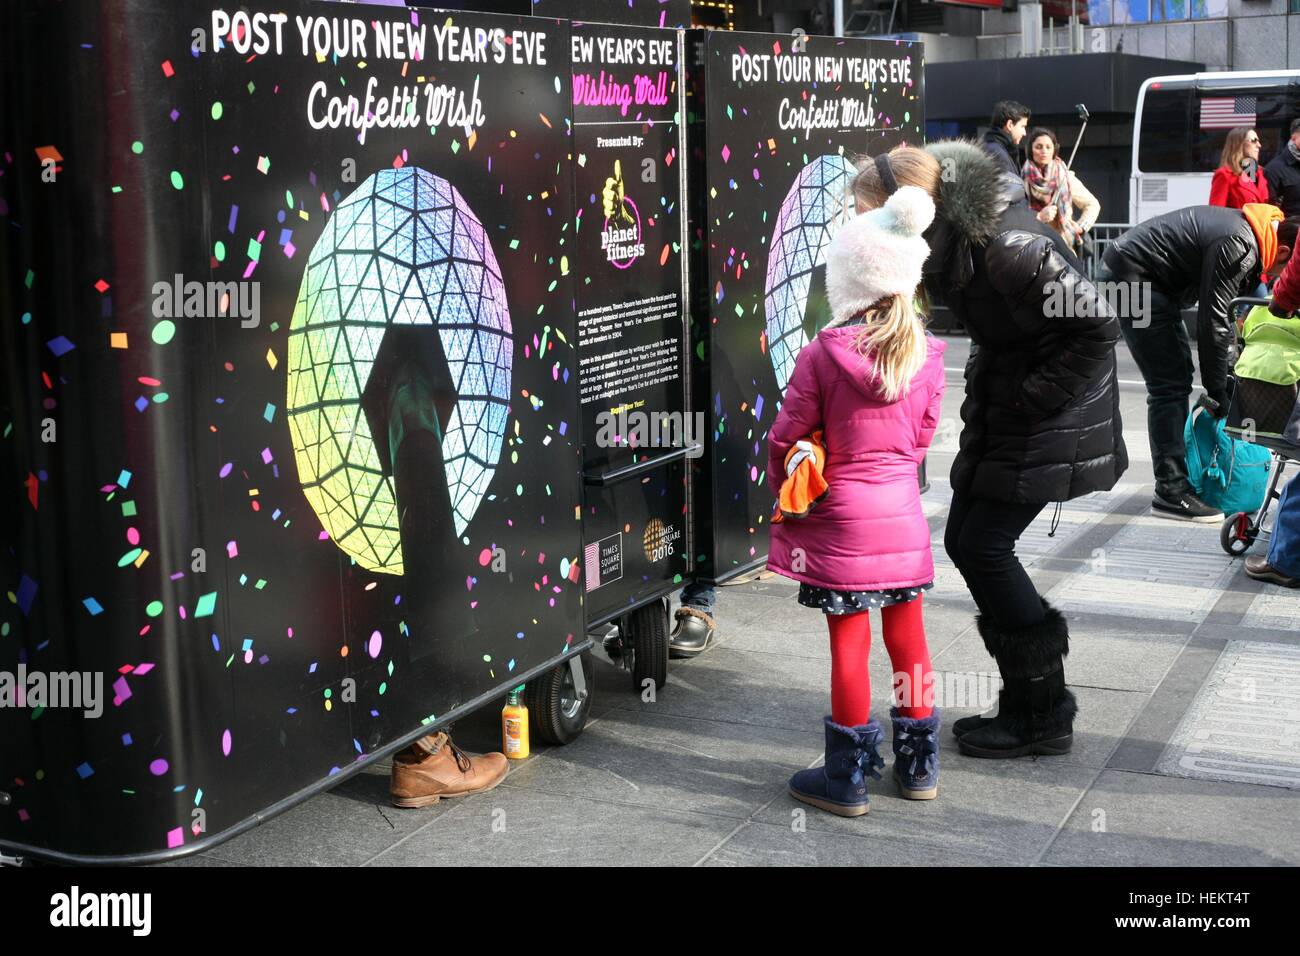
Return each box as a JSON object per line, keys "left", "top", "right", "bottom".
{"left": 764, "top": 154, "right": 858, "bottom": 393}
{"left": 600, "top": 159, "right": 645, "bottom": 269}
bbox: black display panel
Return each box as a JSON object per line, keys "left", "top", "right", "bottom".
{"left": 684, "top": 30, "right": 925, "bottom": 583}
{"left": 570, "top": 21, "right": 690, "bottom": 624}
{"left": 0, "top": 0, "right": 585, "bottom": 859}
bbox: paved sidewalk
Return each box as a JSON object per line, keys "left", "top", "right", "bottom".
{"left": 171, "top": 339, "right": 1300, "bottom": 867}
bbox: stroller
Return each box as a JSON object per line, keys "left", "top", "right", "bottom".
{"left": 1219, "top": 296, "right": 1300, "bottom": 556}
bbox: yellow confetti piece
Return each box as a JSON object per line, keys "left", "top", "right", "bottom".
{"left": 266, "top": 347, "right": 278, "bottom": 370}
{"left": 248, "top": 488, "right": 259, "bottom": 497}
{"left": 110, "top": 332, "right": 128, "bottom": 349}
{"left": 133, "top": 549, "right": 150, "bottom": 568}
{"left": 467, "top": 130, "right": 477, "bottom": 151}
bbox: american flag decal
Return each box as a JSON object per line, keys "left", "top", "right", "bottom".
{"left": 584, "top": 540, "right": 600, "bottom": 591}
{"left": 1200, "top": 96, "right": 1257, "bottom": 130}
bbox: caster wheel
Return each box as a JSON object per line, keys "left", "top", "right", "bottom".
{"left": 1220, "top": 511, "right": 1257, "bottom": 556}
{"left": 525, "top": 653, "right": 594, "bottom": 745}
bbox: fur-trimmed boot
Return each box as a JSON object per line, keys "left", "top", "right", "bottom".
{"left": 957, "top": 602, "right": 1078, "bottom": 759}
{"left": 789, "top": 716, "right": 886, "bottom": 817}
{"left": 891, "top": 707, "right": 940, "bottom": 800}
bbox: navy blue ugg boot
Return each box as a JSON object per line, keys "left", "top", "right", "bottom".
{"left": 789, "top": 716, "right": 886, "bottom": 817}
{"left": 890, "top": 707, "right": 941, "bottom": 800}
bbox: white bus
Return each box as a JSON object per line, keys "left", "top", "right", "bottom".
{"left": 1131, "top": 70, "right": 1300, "bottom": 224}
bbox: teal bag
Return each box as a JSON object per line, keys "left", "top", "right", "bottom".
{"left": 1184, "top": 405, "right": 1272, "bottom": 515}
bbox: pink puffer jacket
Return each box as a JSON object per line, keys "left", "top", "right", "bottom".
{"left": 767, "top": 330, "right": 946, "bottom": 591}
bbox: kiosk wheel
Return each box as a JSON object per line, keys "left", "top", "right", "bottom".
{"left": 1220, "top": 511, "right": 1257, "bottom": 556}
{"left": 625, "top": 598, "right": 669, "bottom": 693}
{"left": 526, "top": 652, "right": 593, "bottom": 745}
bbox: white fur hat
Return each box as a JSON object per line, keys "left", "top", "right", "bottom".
{"left": 825, "top": 184, "right": 935, "bottom": 327}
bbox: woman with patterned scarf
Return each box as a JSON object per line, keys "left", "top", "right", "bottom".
{"left": 1021, "top": 127, "right": 1100, "bottom": 253}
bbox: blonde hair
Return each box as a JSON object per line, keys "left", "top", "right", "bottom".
{"left": 850, "top": 145, "right": 942, "bottom": 212}
{"left": 852, "top": 293, "right": 928, "bottom": 403}
{"left": 1220, "top": 127, "right": 1256, "bottom": 175}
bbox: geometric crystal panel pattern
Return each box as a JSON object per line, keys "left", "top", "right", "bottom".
{"left": 763, "top": 154, "right": 858, "bottom": 393}
{"left": 286, "top": 168, "right": 513, "bottom": 574}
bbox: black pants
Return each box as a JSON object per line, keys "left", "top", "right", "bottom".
{"left": 1101, "top": 263, "right": 1193, "bottom": 494}
{"left": 944, "top": 490, "right": 1047, "bottom": 631}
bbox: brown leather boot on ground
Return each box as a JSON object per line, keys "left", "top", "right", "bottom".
{"left": 389, "top": 731, "right": 509, "bottom": 808}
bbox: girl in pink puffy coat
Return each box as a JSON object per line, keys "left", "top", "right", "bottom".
{"left": 768, "top": 176, "right": 945, "bottom": 816}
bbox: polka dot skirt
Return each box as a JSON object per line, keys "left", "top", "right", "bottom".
{"left": 797, "top": 581, "right": 933, "bottom": 615}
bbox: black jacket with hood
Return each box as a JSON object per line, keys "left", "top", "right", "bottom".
{"left": 1102, "top": 205, "right": 1261, "bottom": 405}
{"left": 923, "top": 140, "right": 1128, "bottom": 504}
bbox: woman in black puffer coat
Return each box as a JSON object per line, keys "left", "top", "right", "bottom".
{"left": 850, "top": 141, "right": 1127, "bottom": 760}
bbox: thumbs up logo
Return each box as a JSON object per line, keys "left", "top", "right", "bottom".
{"left": 599, "top": 160, "right": 644, "bottom": 268}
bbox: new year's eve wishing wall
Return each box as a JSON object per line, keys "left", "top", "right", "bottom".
{"left": 686, "top": 31, "right": 924, "bottom": 583}
{"left": 0, "top": 0, "right": 584, "bottom": 859}
{"left": 571, "top": 22, "right": 689, "bottom": 624}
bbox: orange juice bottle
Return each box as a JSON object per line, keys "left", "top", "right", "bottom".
{"left": 502, "top": 687, "right": 529, "bottom": 759}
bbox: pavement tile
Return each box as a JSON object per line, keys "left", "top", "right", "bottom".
{"left": 1043, "top": 769, "right": 1300, "bottom": 866}
{"left": 366, "top": 787, "right": 743, "bottom": 866}
{"left": 703, "top": 821, "right": 991, "bottom": 867}
{"left": 499, "top": 707, "right": 820, "bottom": 818}
{"left": 750, "top": 755, "right": 1096, "bottom": 864}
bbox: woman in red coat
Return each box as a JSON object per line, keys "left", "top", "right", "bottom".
{"left": 1210, "top": 127, "right": 1269, "bottom": 209}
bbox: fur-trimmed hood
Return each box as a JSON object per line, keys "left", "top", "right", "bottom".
{"left": 925, "top": 139, "right": 1014, "bottom": 244}
{"left": 922, "top": 139, "right": 1025, "bottom": 292}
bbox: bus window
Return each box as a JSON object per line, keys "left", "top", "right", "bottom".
{"left": 1137, "top": 87, "right": 1193, "bottom": 173}
{"left": 1189, "top": 91, "right": 1300, "bottom": 172}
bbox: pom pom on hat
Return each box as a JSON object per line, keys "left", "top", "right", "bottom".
{"left": 823, "top": 184, "right": 935, "bottom": 328}
{"left": 882, "top": 185, "right": 935, "bottom": 237}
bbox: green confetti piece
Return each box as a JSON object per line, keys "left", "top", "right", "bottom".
{"left": 214, "top": 240, "right": 226, "bottom": 262}
{"left": 152, "top": 392, "right": 169, "bottom": 403}
{"left": 151, "top": 320, "right": 176, "bottom": 345}
{"left": 25, "top": 270, "right": 34, "bottom": 289}
{"left": 450, "top": 139, "right": 460, "bottom": 154}
{"left": 121, "top": 500, "right": 137, "bottom": 517}
{"left": 194, "top": 592, "right": 217, "bottom": 617}
{"left": 145, "top": 600, "right": 164, "bottom": 618}
{"left": 211, "top": 102, "right": 223, "bottom": 120}
{"left": 131, "top": 141, "right": 144, "bottom": 155}
{"left": 247, "top": 237, "right": 262, "bottom": 261}
{"left": 118, "top": 548, "right": 143, "bottom": 568}
{"left": 509, "top": 239, "right": 520, "bottom": 250}
{"left": 169, "top": 170, "right": 184, "bottom": 190}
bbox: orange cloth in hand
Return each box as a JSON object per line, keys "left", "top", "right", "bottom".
{"left": 771, "top": 429, "right": 828, "bottom": 523}
{"left": 1243, "top": 203, "right": 1284, "bottom": 274}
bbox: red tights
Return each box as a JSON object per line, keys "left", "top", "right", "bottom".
{"left": 827, "top": 595, "right": 933, "bottom": 726}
